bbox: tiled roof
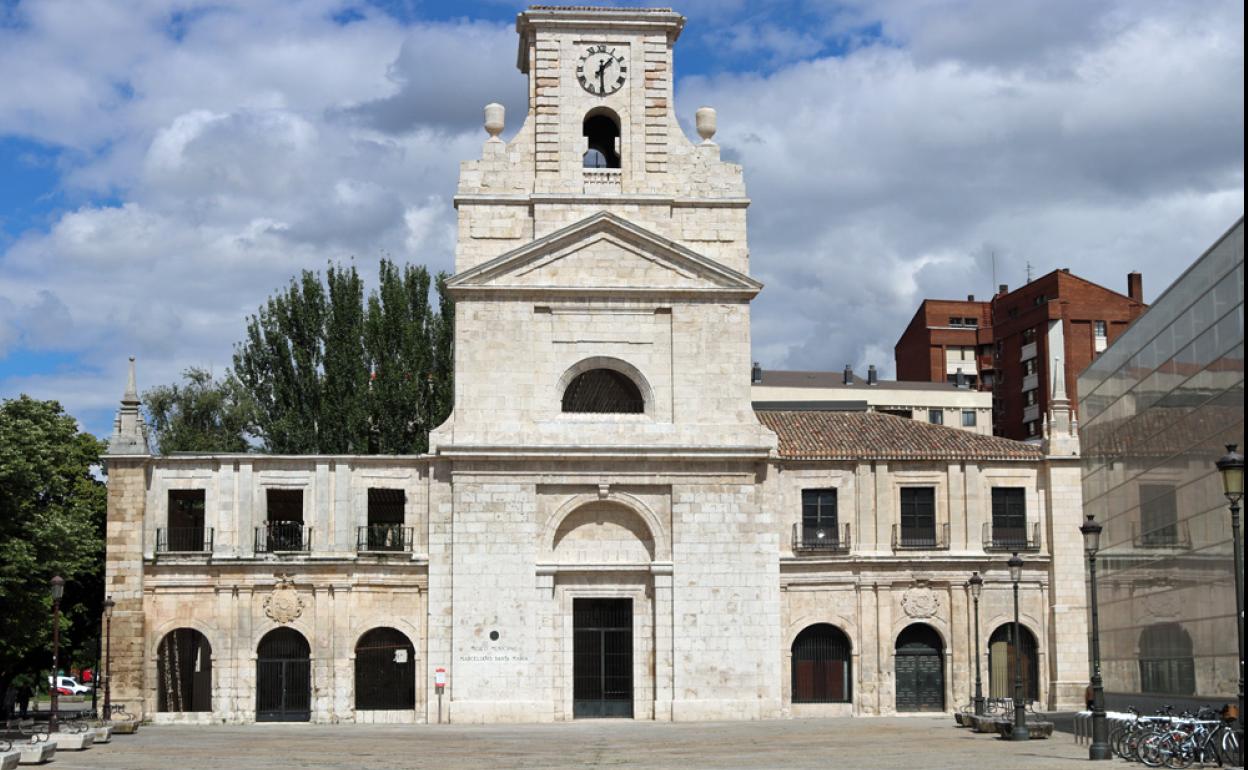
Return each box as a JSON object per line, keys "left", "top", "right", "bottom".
{"left": 756, "top": 409, "right": 1044, "bottom": 461}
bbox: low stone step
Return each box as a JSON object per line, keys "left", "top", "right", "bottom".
{"left": 999, "top": 720, "right": 1054, "bottom": 739}
{"left": 17, "top": 742, "right": 55, "bottom": 765}
{"left": 48, "top": 731, "right": 94, "bottom": 750}
{"left": 93, "top": 725, "right": 114, "bottom": 743}
{"left": 110, "top": 720, "right": 139, "bottom": 734}
{"left": 2, "top": 750, "right": 21, "bottom": 770}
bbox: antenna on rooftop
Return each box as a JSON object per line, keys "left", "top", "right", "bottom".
{"left": 991, "top": 251, "right": 997, "bottom": 298}
{"left": 1025, "top": 261, "right": 1033, "bottom": 283}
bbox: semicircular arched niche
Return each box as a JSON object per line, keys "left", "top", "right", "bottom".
{"left": 552, "top": 501, "right": 656, "bottom": 564}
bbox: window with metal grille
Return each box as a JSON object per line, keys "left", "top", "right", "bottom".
{"left": 791, "top": 624, "right": 851, "bottom": 703}
{"left": 157, "top": 628, "right": 212, "bottom": 712}
{"left": 991, "top": 488, "right": 1026, "bottom": 547}
{"left": 364, "top": 488, "right": 407, "bottom": 551}
{"left": 1139, "top": 484, "right": 1179, "bottom": 546}
{"left": 265, "top": 489, "right": 304, "bottom": 551}
{"left": 355, "top": 627, "right": 416, "bottom": 711}
{"left": 562, "top": 369, "right": 644, "bottom": 413}
{"left": 899, "top": 487, "right": 936, "bottom": 545}
{"left": 801, "top": 489, "right": 838, "bottom": 545}
{"left": 166, "top": 490, "right": 206, "bottom": 552}
{"left": 1139, "top": 623, "right": 1195, "bottom": 695}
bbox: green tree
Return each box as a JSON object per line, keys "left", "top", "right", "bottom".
{"left": 231, "top": 259, "right": 454, "bottom": 454}
{"left": 143, "top": 368, "right": 253, "bottom": 454}
{"left": 0, "top": 396, "right": 106, "bottom": 702}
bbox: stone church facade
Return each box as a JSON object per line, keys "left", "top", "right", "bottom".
{"left": 103, "top": 6, "right": 1091, "bottom": 724}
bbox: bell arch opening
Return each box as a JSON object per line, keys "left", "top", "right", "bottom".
{"left": 561, "top": 368, "right": 645, "bottom": 414}
{"left": 583, "top": 109, "right": 621, "bottom": 169}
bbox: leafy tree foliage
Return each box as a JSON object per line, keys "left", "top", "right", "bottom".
{"left": 0, "top": 396, "right": 106, "bottom": 700}
{"left": 232, "top": 259, "right": 454, "bottom": 454}
{"left": 143, "top": 367, "right": 253, "bottom": 454}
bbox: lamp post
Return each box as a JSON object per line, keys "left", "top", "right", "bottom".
{"left": 1215, "top": 444, "right": 1244, "bottom": 735}
{"left": 1080, "top": 514, "right": 1110, "bottom": 760}
{"left": 102, "top": 596, "right": 115, "bottom": 721}
{"left": 969, "top": 571, "right": 985, "bottom": 716}
{"left": 49, "top": 575, "right": 64, "bottom": 735}
{"left": 1007, "top": 553, "right": 1029, "bottom": 741}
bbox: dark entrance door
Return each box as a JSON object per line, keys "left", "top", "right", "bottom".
{"left": 256, "top": 628, "right": 311, "bottom": 722}
{"left": 573, "top": 598, "right": 633, "bottom": 718}
{"left": 895, "top": 624, "right": 944, "bottom": 712}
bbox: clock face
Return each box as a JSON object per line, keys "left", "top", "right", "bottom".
{"left": 577, "top": 45, "right": 627, "bottom": 96}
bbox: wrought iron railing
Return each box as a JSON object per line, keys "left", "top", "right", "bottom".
{"left": 156, "top": 527, "right": 213, "bottom": 554}
{"left": 983, "top": 522, "right": 1040, "bottom": 552}
{"left": 255, "top": 521, "right": 310, "bottom": 553}
{"left": 357, "top": 525, "right": 415, "bottom": 553}
{"left": 892, "top": 522, "right": 950, "bottom": 550}
{"left": 1132, "top": 520, "right": 1192, "bottom": 549}
{"left": 791, "top": 523, "right": 851, "bottom": 554}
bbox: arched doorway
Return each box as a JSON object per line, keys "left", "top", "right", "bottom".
{"left": 1139, "top": 623, "right": 1195, "bottom": 695}
{"left": 355, "top": 627, "right": 416, "bottom": 711}
{"left": 895, "top": 624, "right": 944, "bottom": 712}
{"left": 256, "top": 628, "right": 311, "bottom": 722}
{"left": 156, "top": 628, "right": 212, "bottom": 712}
{"left": 791, "top": 624, "right": 852, "bottom": 703}
{"left": 988, "top": 623, "right": 1039, "bottom": 701}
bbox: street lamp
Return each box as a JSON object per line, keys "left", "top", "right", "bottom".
{"left": 1216, "top": 444, "right": 1244, "bottom": 736}
{"left": 49, "top": 575, "right": 64, "bottom": 735}
{"left": 1080, "top": 514, "right": 1110, "bottom": 760}
{"left": 968, "top": 572, "right": 985, "bottom": 716}
{"left": 1007, "top": 553, "right": 1029, "bottom": 741}
{"left": 102, "top": 596, "right": 115, "bottom": 722}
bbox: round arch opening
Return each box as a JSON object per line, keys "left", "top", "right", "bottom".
{"left": 156, "top": 628, "right": 212, "bottom": 713}
{"left": 256, "top": 627, "right": 311, "bottom": 722}
{"left": 791, "top": 624, "right": 852, "bottom": 704}
{"left": 894, "top": 623, "right": 944, "bottom": 712}
{"left": 561, "top": 366, "right": 646, "bottom": 414}
{"left": 583, "top": 108, "right": 621, "bottom": 169}
{"left": 355, "top": 627, "right": 417, "bottom": 711}
{"left": 1138, "top": 623, "right": 1195, "bottom": 695}
{"left": 988, "top": 623, "right": 1039, "bottom": 701}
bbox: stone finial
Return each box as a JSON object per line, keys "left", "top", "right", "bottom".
{"left": 484, "top": 103, "right": 505, "bottom": 142}
{"left": 108, "top": 355, "right": 150, "bottom": 456}
{"left": 1051, "top": 356, "right": 1068, "bottom": 403}
{"left": 1042, "top": 355, "right": 1080, "bottom": 455}
{"left": 695, "top": 106, "right": 717, "bottom": 143}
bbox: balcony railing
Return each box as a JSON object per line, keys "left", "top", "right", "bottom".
{"left": 255, "top": 521, "right": 310, "bottom": 553}
{"left": 357, "top": 524, "right": 415, "bottom": 553}
{"left": 156, "top": 527, "right": 213, "bottom": 554}
{"left": 892, "top": 522, "right": 950, "bottom": 550}
{"left": 983, "top": 522, "right": 1040, "bottom": 552}
{"left": 1132, "top": 520, "right": 1192, "bottom": 549}
{"left": 792, "top": 523, "right": 851, "bottom": 554}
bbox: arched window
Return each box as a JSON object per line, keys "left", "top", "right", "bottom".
{"left": 895, "top": 623, "right": 944, "bottom": 712}
{"left": 988, "top": 623, "right": 1038, "bottom": 701}
{"left": 791, "top": 624, "right": 851, "bottom": 703}
{"left": 583, "top": 111, "right": 620, "bottom": 168}
{"left": 562, "top": 369, "right": 644, "bottom": 414}
{"left": 157, "top": 628, "right": 212, "bottom": 712}
{"left": 1139, "top": 623, "right": 1195, "bottom": 695}
{"left": 256, "top": 628, "right": 311, "bottom": 722}
{"left": 355, "top": 627, "right": 416, "bottom": 711}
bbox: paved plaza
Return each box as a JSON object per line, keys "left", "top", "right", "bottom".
{"left": 41, "top": 717, "right": 1091, "bottom": 770}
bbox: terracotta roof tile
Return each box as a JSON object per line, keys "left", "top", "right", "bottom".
{"left": 756, "top": 409, "right": 1044, "bottom": 461}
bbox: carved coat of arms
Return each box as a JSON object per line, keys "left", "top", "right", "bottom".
{"left": 264, "top": 576, "right": 305, "bottom": 624}
{"left": 901, "top": 587, "right": 940, "bottom": 619}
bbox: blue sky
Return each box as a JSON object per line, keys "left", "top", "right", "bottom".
{"left": 0, "top": 0, "right": 1243, "bottom": 438}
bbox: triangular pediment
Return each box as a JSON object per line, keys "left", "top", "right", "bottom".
{"left": 446, "top": 212, "right": 762, "bottom": 298}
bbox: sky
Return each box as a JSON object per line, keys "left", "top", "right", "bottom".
{"left": 0, "top": 0, "right": 1243, "bottom": 439}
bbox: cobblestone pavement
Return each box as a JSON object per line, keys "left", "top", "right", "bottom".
{"left": 43, "top": 717, "right": 1091, "bottom": 770}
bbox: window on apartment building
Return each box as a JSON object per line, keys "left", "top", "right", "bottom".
{"left": 165, "top": 490, "right": 207, "bottom": 552}
{"left": 1026, "top": 421, "right": 1038, "bottom": 437}
{"left": 948, "top": 317, "right": 963, "bottom": 327}
{"left": 265, "top": 489, "right": 305, "bottom": 551}
{"left": 879, "top": 409, "right": 913, "bottom": 419}
{"left": 928, "top": 409, "right": 943, "bottom": 425}
{"left": 1023, "top": 359, "right": 1037, "bottom": 376}
{"left": 1025, "top": 390, "right": 1037, "bottom": 406}
{"left": 1022, "top": 327, "right": 1036, "bottom": 343}
{"left": 1139, "top": 484, "right": 1180, "bottom": 547}
{"left": 1094, "top": 320, "right": 1109, "bottom": 353}
{"left": 1094, "top": 320, "right": 1108, "bottom": 337}
{"left": 1033, "top": 294, "right": 1048, "bottom": 306}
{"left": 801, "top": 489, "right": 839, "bottom": 543}
{"left": 899, "top": 487, "right": 937, "bottom": 546}
{"left": 961, "top": 410, "right": 977, "bottom": 427}
{"left": 964, "top": 317, "right": 978, "bottom": 327}
{"left": 991, "top": 488, "right": 1027, "bottom": 547}
{"left": 364, "top": 488, "right": 408, "bottom": 551}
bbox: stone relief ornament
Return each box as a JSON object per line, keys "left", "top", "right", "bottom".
{"left": 1144, "top": 588, "right": 1183, "bottom": 620}
{"left": 264, "top": 575, "right": 305, "bottom": 625}
{"left": 901, "top": 587, "right": 940, "bottom": 619}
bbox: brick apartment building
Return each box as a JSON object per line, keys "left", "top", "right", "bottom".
{"left": 895, "top": 270, "right": 1147, "bottom": 440}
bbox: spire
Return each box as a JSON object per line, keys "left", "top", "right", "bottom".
{"left": 108, "top": 355, "right": 150, "bottom": 455}
{"left": 1042, "top": 355, "right": 1079, "bottom": 457}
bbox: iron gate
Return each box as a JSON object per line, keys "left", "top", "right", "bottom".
{"left": 256, "top": 628, "right": 311, "bottom": 722}
{"left": 791, "top": 624, "right": 851, "bottom": 703}
{"left": 355, "top": 627, "right": 416, "bottom": 710}
{"left": 895, "top": 625, "right": 944, "bottom": 712}
{"left": 573, "top": 598, "right": 633, "bottom": 718}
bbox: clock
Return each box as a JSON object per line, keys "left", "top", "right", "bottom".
{"left": 576, "top": 45, "right": 627, "bottom": 96}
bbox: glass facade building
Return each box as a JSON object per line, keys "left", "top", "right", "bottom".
{"left": 1079, "top": 218, "right": 1244, "bottom": 710}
